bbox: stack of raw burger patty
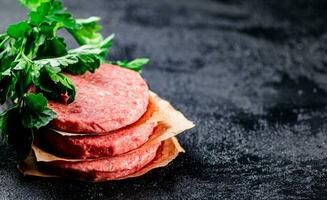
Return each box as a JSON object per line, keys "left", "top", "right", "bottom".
{"left": 34, "top": 64, "right": 176, "bottom": 181}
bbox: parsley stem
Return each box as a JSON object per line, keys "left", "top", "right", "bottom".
{"left": 22, "top": 53, "right": 33, "bottom": 64}
{"left": 0, "top": 36, "right": 9, "bottom": 48}
{"left": 13, "top": 38, "right": 27, "bottom": 62}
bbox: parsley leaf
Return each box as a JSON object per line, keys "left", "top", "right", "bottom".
{"left": 19, "top": 0, "right": 51, "bottom": 11}
{"left": 34, "top": 44, "right": 105, "bottom": 74}
{"left": 36, "top": 37, "right": 67, "bottom": 58}
{"left": 110, "top": 58, "right": 149, "bottom": 72}
{"left": 28, "top": 1, "right": 77, "bottom": 29}
{"left": 21, "top": 93, "right": 56, "bottom": 128}
{"left": 33, "top": 66, "right": 76, "bottom": 103}
{"left": 0, "top": 106, "right": 18, "bottom": 143}
{"left": 7, "top": 22, "right": 32, "bottom": 39}
{"left": 69, "top": 17, "right": 103, "bottom": 45}
{"left": 0, "top": 69, "right": 17, "bottom": 104}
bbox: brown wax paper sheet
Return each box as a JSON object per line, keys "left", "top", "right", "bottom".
{"left": 144, "top": 91, "right": 195, "bottom": 146}
{"left": 18, "top": 137, "right": 184, "bottom": 181}
{"left": 32, "top": 92, "right": 194, "bottom": 162}
{"left": 49, "top": 93, "right": 165, "bottom": 136}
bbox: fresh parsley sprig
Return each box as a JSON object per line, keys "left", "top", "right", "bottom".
{"left": 0, "top": 0, "right": 150, "bottom": 160}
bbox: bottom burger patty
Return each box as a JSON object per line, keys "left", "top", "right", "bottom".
{"left": 38, "top": 142, "right": 161, "bottom": 181}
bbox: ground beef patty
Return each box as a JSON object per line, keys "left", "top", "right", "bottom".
{"left": 39, "top": 143, "right": 161, "bottom": 182}
{"left": 42, "top": 122, "right": 157, "bottom": 159}
{"left": 48, "top": 64, "right": 149, "bottom": 134}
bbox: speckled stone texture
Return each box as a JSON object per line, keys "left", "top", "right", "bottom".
{"left": 1, "top": 0, "right": 327, "bottom": 199}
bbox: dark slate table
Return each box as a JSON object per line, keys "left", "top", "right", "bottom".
{"left": 1, "top": 0, "right": 327, "bottom": 199}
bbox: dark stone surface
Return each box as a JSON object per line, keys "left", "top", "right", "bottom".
{"left": 1, "top": 0, "right": 327, "bottom": 199}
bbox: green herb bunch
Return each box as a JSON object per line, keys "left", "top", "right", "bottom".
{"left": 0, "top": 0, "right": 149, "bottom": 159}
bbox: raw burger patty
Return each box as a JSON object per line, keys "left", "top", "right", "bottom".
{"left": 39, "top": 143, "right": 161, "bottom": 182}
{"left": 42, "top": 122, "right": 157, "bottom": 159}
{"left": 48, "top": 64, "right": 149, "bottom": 134}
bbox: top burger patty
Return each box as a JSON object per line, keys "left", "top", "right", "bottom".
{"left": 48, "top": 64, "right": 149, "bottom": 134}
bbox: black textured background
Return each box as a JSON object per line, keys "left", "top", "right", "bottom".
{"left": 1, "top": 0, "right": 327, "bottom": 199}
